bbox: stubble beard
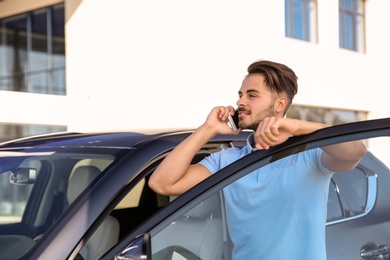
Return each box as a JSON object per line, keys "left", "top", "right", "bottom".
{"left": 241, "top": 105, "right": 275, "bottom": 131}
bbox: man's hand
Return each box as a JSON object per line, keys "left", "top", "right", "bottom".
{"left": 254, "top": 117, "right": 299, "bottom": 150}
{"left": 203, "top": 106, "right": 241, "bottom": 135}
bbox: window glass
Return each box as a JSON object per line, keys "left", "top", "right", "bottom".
{"left": 0, "top": 4, "right": 65, "bottom": 95}
{"left": 327, "top": 181, "right": 343, "bottom": 221}
{"left": 327, "top": 166, "right": 369, "bottom": 224}
{"left": 339, "top": 0, "right": 365, "bottom": 52}
{"left": 51, "top": 5, "right": 66, "bottom": 94}
{"left": 285, "top": 0, "right": 317, "bottom": 42}
{"left": 0, "top": 161, "right": 39, "bottom": 223}
{"left": 83, "top": 174, "right": 170, "bottom": 260}
{"left": 152, "top": 192, "right": 225, "bottom": 260}
{"left": 332, "top": 167, "right": 367, "bottom": 217}
{"left": 0, "top": 147, "right": 121, "bottom": 259}
{"left": 287, "top": 105, "right": 367, "bottom": 124}
{"left": 30, "top": 9, "right": 48, "bottom": 94}
{"left": 0, "top": 151, "right": 116, "bottom": 226}
{"left": 0, "top": 14, "right": 28, "bottom": 92}
{"left": 81, "top": 152, "right": 216, "bottom": 259}
{"left": 148, "top": 136, "right": 389, "bottom": 259}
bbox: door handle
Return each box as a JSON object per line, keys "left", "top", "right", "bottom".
{"left": 360, "top": 242, "right": 390, "bottom": 259}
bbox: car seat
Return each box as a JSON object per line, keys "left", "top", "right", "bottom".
{"left": 152, "top": 193, "right": 224, "bottom": 260}
{"left": 67, "top": 165, "right": 119, "bottom": 260}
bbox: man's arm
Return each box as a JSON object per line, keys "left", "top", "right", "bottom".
{"left": 321, "top": 141, "right": 366, "bottom": 172}
{"left": 148, "top": 106, "right": 239, "bottom": 196}
{"left": 253, "top": 117, "right": 367, "bottom": 172}
{"left": 148, "top": 126, "right": 213, "bottom": 196}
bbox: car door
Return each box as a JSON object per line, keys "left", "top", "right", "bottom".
{"left": 103, "top": 118, "right": 390, "bottom": 259}
{"left": 326, "top": 139, "right": 390, "bottom": 260}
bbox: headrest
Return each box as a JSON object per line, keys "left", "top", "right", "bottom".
{"left": 67, "top": 165, "right": 101, "bottom": 204}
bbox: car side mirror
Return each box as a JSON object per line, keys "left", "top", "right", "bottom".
{"left": 9, "top": 168, "right": 37, "bottom": 184}
{"left": 115, "top": 233, "right": 151, "bottom": 260}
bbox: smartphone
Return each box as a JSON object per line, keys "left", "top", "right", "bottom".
{"left": 227, "top": 110, "right": 239, "bottom": 132}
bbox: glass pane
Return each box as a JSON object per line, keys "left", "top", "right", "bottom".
{"left": 327, "top": 182, "right": 343, "bottom": 221}
{"left": 0, "top": 169, "right": 35, "bottom": 223}
{"left": 0, "top": 3, "right": 65, "bottom": 95}
{"left": 30, "top": 71, "right": 47, "bottom": 94}
{"left": 31, "top": 9, "right": 47, "bottom": 71}
{"left": 51, "top": 4, "right": 65, "bottom": 68}
{"left": 344, "top": 14, "right": 353, "bottom": 50}
{"left": 145, "top": 135, "right": 389, "bottom": 259}
{"left": 0, "top": 25, "right": 9, "bottom": 90}
{"left": 332, "top": 167, "right": 367, "bottom": 217}
{"left": 2, "top": 14, "right": 28, "bottom": 92}
{"left": 292, "top": 0, "right": 304, "bottom": 39}
{"left": 51, "top": 4, "right": 66, "bottom": 95}
{"left": 286, "top": 105, "right": 367, "bottom": 124}
{"left": 285, "top": 0, "right": 290, "bottom": 36}
{"left": 0, "top": 148, "right": 119, "bottom": 258}
{"left": 286, "top": 0, "right": 314, "bottom": 41}
{"left": 152, "top": 192, "right": 224, "bottom": 260}
{"left": 343, "top": 0, "right": 354, "bottom": 10}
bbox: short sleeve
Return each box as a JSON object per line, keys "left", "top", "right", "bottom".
{"left": 198, "top": 152, "right": 222, "bottom": 174}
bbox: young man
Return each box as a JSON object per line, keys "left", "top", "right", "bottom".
{"left": 149, "top": 60, "right": 367, "bottom": 259}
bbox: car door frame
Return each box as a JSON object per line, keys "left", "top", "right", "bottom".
{"left": 102, "top": 117, "right": 390, "bottom": 260}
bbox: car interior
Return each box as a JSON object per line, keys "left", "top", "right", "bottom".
{"left": 0, "top": 154, "right": 119, "bottom": 259}
{"left": 67, "top": 165, "right": 120, "bottom": 260}
{"left": 151, "top": 192, "right": 225, "bottom": 260}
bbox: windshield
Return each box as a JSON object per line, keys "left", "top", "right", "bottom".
{"left": 0, "top": 147, "right": 125, "bottom": 258}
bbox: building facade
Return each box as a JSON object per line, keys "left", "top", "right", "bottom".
{"left": 0, "top": 0, "right": 389, "bottom": 143}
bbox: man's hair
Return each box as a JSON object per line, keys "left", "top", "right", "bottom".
{"left": 247, "top": 60, "right": 298, "bottom": 112}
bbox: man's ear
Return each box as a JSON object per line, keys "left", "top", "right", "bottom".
{"left": 274, "top": 96, "right": 287, "bottom": 114}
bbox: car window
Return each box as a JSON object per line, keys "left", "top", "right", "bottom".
{"left": 327, "top": 181, "right": 343, "bottom": 221}
{"left": 328, "top": 167, "right": 368, "bottom": 221}
{"left": 152, "top": 191, "right": 226, "bottom": 260}
{"left": 0, "top": 160, "right": 41, "bottom": 224}
{"left": 0, "top": 149, "right": 120, "bottom": 259}
{"left": 145, "top": 137, "right": 390, "bottom": 260}
{"left": 79, "top": 175, "right": 170, "bottom": 259}
{"left": 327, "top": 147, "right": 384, "bottom": 225}
{"left": 79, "top": 151, "right": 218, "bottom": 259}
{"left": 115, "top": 179, "right": 145, "bottom": 209}
{"left": 150, "top": 149, "right": 340, "bottom": 260}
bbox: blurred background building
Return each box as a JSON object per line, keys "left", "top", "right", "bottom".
{"left": 0, "top": 0, "right": 389, "bottom": 143}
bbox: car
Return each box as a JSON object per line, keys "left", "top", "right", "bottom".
{"left": 0, "top": 117, "right": 389, "bottom": 260}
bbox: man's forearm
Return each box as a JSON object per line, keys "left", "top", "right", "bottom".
{"left": 148, "top": 125, "right": 215, "bottom": 195}
{"left": 292, "top": 120, "right": 366, "bottom": 171}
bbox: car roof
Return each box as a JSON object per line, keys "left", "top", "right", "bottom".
{"left": 0, "top": 130, "right": 252, "bottom": 149}
{"left": 0, "top": 131, "right": 178, "bottom": 149}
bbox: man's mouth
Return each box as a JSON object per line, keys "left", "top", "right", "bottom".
{"left": 238, "top": 109, "right": 250, "bottom": 116}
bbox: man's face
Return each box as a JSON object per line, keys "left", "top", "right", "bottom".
{"left": 236, "top": 74, "right": 278, "bottom": 131}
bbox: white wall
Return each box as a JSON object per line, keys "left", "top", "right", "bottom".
{"left": 0, "top": 91, "right": 68, "bottom": 126}
{"left": 64, "top": 0, "right": 389, "bottom": 133}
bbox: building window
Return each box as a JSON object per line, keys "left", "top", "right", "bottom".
{"left": 339, "top": 0, "right": 365, "bottom": 52}
{"left": 0, "top": 3, "right": 65, "bottom": 95}
{"left": 287, "top": 105, "right": 367, "bottom": 125}
{"left": 285, "top": 0, "right": 317, "bottom": 42}
{"left": 0, "top": 123, "right": 66, "bottom": 143}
